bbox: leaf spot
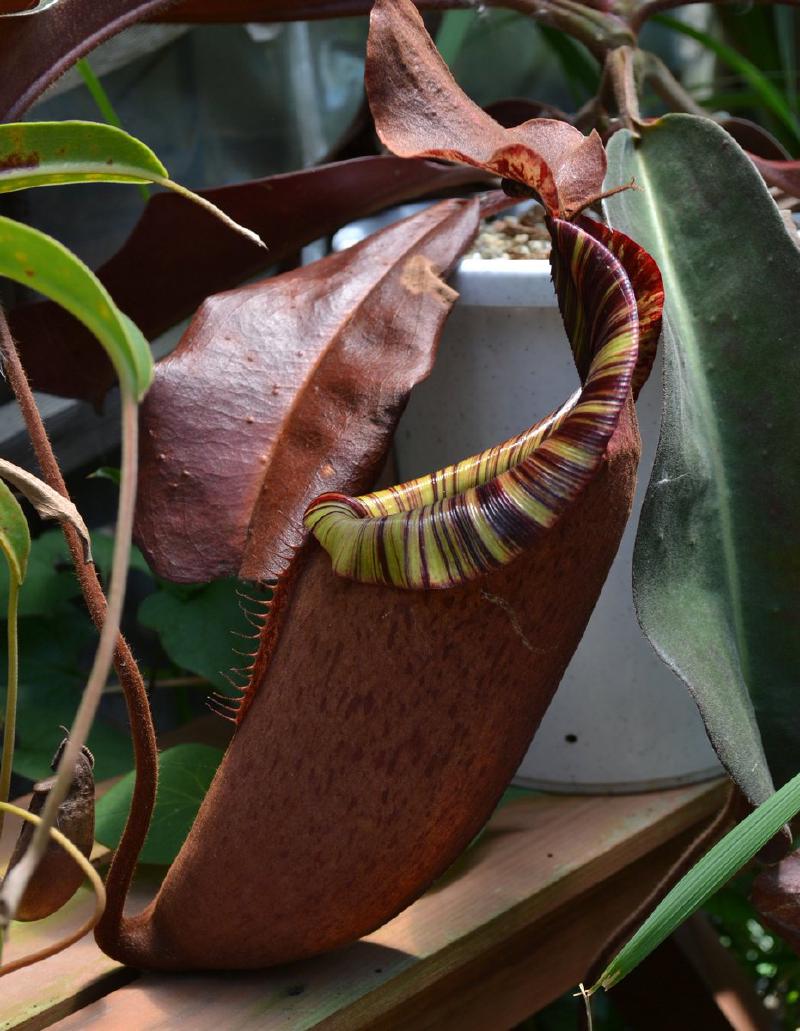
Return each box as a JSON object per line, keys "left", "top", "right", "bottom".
{"left": 401, "top": 255, "right": 458, "bottom": 304}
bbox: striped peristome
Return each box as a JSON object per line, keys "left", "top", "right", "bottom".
{"left": 576, "top": 214, "right": 664, "bottom": 398}
{"left": 304, "top": 216, "right": 653, "bottom": 590}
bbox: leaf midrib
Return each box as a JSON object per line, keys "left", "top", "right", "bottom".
{"left": 631, "top": 144, "right": 751, "bottom": 692}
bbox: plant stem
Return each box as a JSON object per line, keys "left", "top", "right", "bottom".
{"left": 638, "top": 50, "right": 708, "bottom": 117}
{"left": 0, "top": 396, "right": 137, "bottom": 930}
{"left": 606, "top": 45, "right": 642, "bottom": 133}
{"left": 0, "top": 800, "right": 105, "bottom": 975}
{"left": 0, "top": 309, "right": 157, "bottom": 951}
{"left": 0, "top": 578, "right": 19, "bottom": 838}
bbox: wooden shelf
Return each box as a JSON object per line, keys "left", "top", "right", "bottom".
{"left": 3, "top": 777, "right": 728, "bottom": 1030}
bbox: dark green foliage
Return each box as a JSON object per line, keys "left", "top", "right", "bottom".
{"left": 95, "top": 743, "right": 224, "bottom": 865}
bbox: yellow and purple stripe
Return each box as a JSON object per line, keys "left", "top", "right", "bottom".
{"left": 304, "top": 216, "right": 657, "bottom": 590}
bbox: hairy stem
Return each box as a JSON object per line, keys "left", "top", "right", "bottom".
{"left": 502, "top": 0, "right": 634, "bottom": 58}
{"left": 0, "top": 579, "right": 19, "bottom": 838}
{"left": 0, "top": 396, "right": 138, "bottom": 929}
{"left": 606, "top": 45, "right": 642, "bottom": 133}
{"left": 0, "top": 801, "right": 105, "bottom": 975}
{"left": 0, "top": 310, "right": 156, "bottom": 951}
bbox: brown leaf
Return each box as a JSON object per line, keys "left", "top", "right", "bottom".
{"left": 746, "top": 153, "right": 800, "bottom": 201}
{"left": 719, "top": 117, "right": 790, "bottom": 162}
{"left": 5, "top": 741, "right": 95, "bottom": 922}
{"left": 10, "top": 157, "right": 486, "bottom": 404}
{"left": 751, "top": 851, "right": 800, "bottom": 955}
{"left": 103, "top": 401, "right": 641, "bottom": 971}
{"left": 153, "top": 1, "right": 493, "bottom": 23}
{"left": 0, "top": 0, "right": 514, "bottom": 121}
{"left": 0, "top": 1, "right": 176, "bottom": 120}
{"left": 134, "top": 197, "right": 480, "bottom": 583}
{"left": 365, "top": 0, "right": 607, "bottom": 218}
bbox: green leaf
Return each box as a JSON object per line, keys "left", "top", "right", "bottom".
{"left": 94, "top": 743, "right": 224, "bottom": 865}
{"left": 0, "top": 215, "right": 153, "bottom": 399}
{"left": 138, "top": 579, "right": 257, "bottom": 692}
{"left": 74, "top": 62, "right": 123, "bottom": 131}
{"left": 88, "top": 466, "right": 121, "bottom": 486}
{"left": 0, "top": 120, "right": 167, "bottom": 194}
{"left": 0, "top": 480, "right": 29, "bottom": 587}
{"left": 538, "top": 25, "right": 600, "bottom": 102}
{"left": 604, "top": 115, "right": 800, "bottom": 804}
{"left": 0, "top": 122, "right": 263, "bottom": 254}
{"left": 655, "top": 15, "right": 800, "bottom": 147}
{"left": 434, "top": 9, "right": 475, "bottom": 68}
{"left": 89, "top": 530, "right": 150, "bottom": 585}
{"left": 0, "top": 529, "right": 78, "bottom": 618}
{"left": 12, "top": 693, "right": 133, "bottom": 783}
{"left": 0, "top": 528, "right": 149, "bottom": 620}
{"left": 593, "top": 768, "right": 800, "bottom": 991}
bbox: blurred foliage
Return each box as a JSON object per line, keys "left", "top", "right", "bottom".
{"left": 705, "top": 870, "right": 800, "bottom": 1028}
{"left": 658, "top": 7, "right": 800, "bottom": 156}
{"left": 0, "top": 525, "right": 253, "bottom": 786}
{"left": 95, "top": 742, "right": 225, "bottom": 865}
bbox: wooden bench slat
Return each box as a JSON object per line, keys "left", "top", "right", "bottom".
{"left": 23, "top": 779, "right": 725, "bottom": 1031}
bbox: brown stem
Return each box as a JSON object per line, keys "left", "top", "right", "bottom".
{"left": 0, "top": 308, "right": 157, "bottom": 952}
{"left": 639, "top": 50, "right": 708, "bottom": 117}
{"left": 606, "top": 45, "right": 642, "bottom": 134}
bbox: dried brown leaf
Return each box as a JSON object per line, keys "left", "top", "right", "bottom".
{"left": 0, "top": 459, "right": 91, "bottom": 560}
{"left": 5, "top": 742, "right": 95, "bottom": 921}
{"left": 10, "top": 157, "right": 486, "bottom": 403}
{"left": 365, "top": 0, "right": 607, "bottom": 218}
{"left": 134, "top": 198, "right": 480, "bottom": 583}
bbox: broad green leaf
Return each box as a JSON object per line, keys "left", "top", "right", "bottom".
{"left": 605, "top": 115, "right": 800, "bottom": 805}
{"left": 0, "top": 121, "right": 166, "bottom": 193}
{"left": 138, "top": 580, "right": 257, "bottom": 692}
{"left": 0, "top": 216, "right": 152, "bottom": 398}
{"left": 0, "top": 529, "right": 148, "bottom": 620}
{"left": 95, "top": 744, "right": 224, "bottom": 865}
{"left": 12, "top": 695, "right": 133, "bottom": 782}
{"left": 0, "top": 480, "right": 29, "bottom": 586}
{"left": 593, "top": 768, "right": 800, "bottom": 991}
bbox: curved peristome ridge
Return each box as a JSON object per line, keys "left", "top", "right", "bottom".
{"left": 304, "top": 217, "right": 641, "bottom": 590}
{"left": 575, "top": 214, "right": 664, "bottom": 398}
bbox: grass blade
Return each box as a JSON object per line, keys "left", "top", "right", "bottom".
{"left": 592, "top": 770, "right": 800, "bottom": 992}
{"left": 656, "top": 14, "right": 800, "bottom": 147}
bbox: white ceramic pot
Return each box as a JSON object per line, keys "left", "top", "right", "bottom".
{"left": 334, "top": 212, "right": 721, "bottom": 794}
{"left": 395, "top": 256, "right": 720, "bottom": 793}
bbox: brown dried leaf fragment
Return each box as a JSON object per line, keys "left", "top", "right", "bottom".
{"left": 10, "top": 156, "right": 486, "bottom": 404}
{"left": 0, "top": 459, "right": 92, "bottom": 561}
{"left": 5, "top": 740, "right": 95, "bottom": 921}
{"left": 134, "top": 198, "right": 480, "bottom": 584}
{"left": 365, "top": 0, "right": 607, "bottom": 218}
